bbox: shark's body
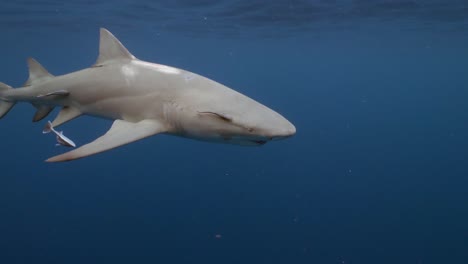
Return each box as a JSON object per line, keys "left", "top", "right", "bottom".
{"left": 0, "top": 28, "right": 295, "bottom": 162}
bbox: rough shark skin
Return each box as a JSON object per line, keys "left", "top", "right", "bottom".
{"left": 0, "top": 28, "right": 296, "bottom": 162}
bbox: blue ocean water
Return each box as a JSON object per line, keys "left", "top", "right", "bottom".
{"left": 1, "top": 1, "right": 468, "bottom": 263}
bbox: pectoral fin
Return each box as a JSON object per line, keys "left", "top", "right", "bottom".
{"left": 46, "top": 119, "right": 166, "bottom": 162}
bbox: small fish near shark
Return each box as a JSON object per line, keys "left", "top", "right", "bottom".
{"left": 43, "top": 120, "right": 76, "bottom": 148}
{"left": 0, "top": 28, "right": 296, "bottom": 162}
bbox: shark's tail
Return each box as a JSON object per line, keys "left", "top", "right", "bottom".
{"left": 0, "top": 82, "right": 15, "bottom": 119}
{"left": 0, "top": 58, "right": 56, "bottom": 121}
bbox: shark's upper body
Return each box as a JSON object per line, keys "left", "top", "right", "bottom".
{"left": 0, "top": 28, "right": 295, "bottom": 162}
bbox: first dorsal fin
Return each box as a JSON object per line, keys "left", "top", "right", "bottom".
{"left": 94, "top": 28, "right": 136, "bottom": 66}
{"left": 24, "top": 58, "right": 54, "bottom": 86}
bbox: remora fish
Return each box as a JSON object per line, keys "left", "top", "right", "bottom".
{"left": 43, "top": 120, "right": 76, "bottom": 148}
{"left": 0, "top": 28, "right": 296, "bottom": 162}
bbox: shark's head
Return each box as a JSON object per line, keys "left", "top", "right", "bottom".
{"left": 181, "top": 96, "right": 296, "bottom": 146}
{"left": 157, "top": 69, "right": 296, "bottom": 146}
{"left": 198, "top": 109, "right": 295, "bottom": 145}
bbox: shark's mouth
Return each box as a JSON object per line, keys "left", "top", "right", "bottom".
{"left": 251, "top": 140, "right": 267, "bottom": 145}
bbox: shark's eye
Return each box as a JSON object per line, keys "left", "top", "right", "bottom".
{"left": 198, "top": 111, "right": 232, "bottom": 122}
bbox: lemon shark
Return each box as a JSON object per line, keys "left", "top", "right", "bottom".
{"left": 0, "top": 28, "right": 296, "bottom": 162}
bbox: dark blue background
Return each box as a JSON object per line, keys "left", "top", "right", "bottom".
{"left": 1, "top": 1, "right": 468, "bottom": 263}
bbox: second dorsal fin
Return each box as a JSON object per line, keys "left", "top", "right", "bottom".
{"left": 24, "top": 58, "right": 54, "bottom": 86}
{"left": 94, "top": 28, "right": 136, "bottom": 66}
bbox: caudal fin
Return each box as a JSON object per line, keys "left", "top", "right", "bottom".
{"left": 0, "top": 82, "right": 15, "bottom": 119}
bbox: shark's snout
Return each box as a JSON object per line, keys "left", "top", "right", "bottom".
{"left": 282, "top": 120, "right": 296, "bottom": 136}
{"left": 271, "top": 120, "right": 296, "bottom": 140}
{"left": 253, "top": 115, "right": 296, "bottom": 142}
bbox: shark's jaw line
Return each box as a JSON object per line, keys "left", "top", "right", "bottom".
{"left": 0, "top": 28, "right": 296, "bottom": 162}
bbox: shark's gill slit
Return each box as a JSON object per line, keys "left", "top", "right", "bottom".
{"left": 198, "top": 111, "right": 233, "bottom": 122}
